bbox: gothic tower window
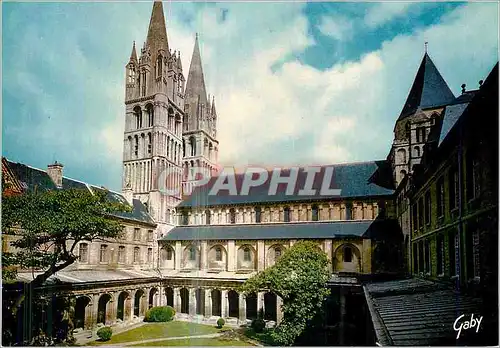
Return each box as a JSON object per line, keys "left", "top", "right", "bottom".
{"left": 146, "top": 104, "right": 154, "bottom": 127}
{"left": 141, "top": 71, "right": 147, "bottom": 97}
{"left": 128, "top": 65, "right": 135, "bottom": 83}
{"left": 156, "top": 55, "right": 162, "bottom": 79}
{"left": 134, "top": 106, "right": 142, "bottom": 129}
{"left": 147, "top": 133, "right": 152, "bottom": 154}
{"left": 189, "top": 136, "right": 196, "bottom": 156}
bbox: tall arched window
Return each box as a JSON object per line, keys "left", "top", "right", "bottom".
{"left": 134, "top": 136, "right": 139, "bottom": 157}
{"left": 156, "top": 55, "right": 162, "bottom": 78}
{"left": 146, "top": 104, "right": 154, "bottom": 127}
{"left": 205, "top": 210, "right": 211, "bottom": 225}
{"left": 189, "top": 137, "right": 196, "bottom": 156}
{"left": 275, "top": 248, "right": 282, "bottom": 259}
{"left": 134, "top": 106, "right": 142, "bottom": 129}
{"left": 284, "top": 207, "right": 291, "bottom": 222}
{"left": 229, "top": 208, "right": 236, "bottom": 224}
{"left": 189, "top": 246, "right": 196, "bottom": 261}
{"left": 311, "top": 205, "right": 319, "bottom": 221}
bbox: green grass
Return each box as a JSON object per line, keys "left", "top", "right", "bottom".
{"left": 130, "top": 338, "right": 254, "bottom": 346}
{"left": 243, "top": 327, "right": 275, "bottom": 345}
{"left": 90, "top": 321, "right": 226, "bottom": 345}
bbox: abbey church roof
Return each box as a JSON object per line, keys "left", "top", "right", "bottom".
{"left": 3, "top": 159, "right": 156, "bottom": 226}
{"left": 398, "top": 53, "right": 456, "bottom": 121}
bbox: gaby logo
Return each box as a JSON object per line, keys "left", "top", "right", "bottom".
{"left": 454, "top": 313, "right": 483, "bottom": 339}
{"left": 157, "top": 165, "right": 342, "bottom": 197}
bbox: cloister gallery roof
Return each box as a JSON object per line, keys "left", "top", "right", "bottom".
{"left": 178, "top": 161, "right": 395, "bottom": 208}
{"left": 161, "top": 219, "right": 402, "bottom": 241}
{"left": 4, "top": 159, "right": 156, "bottom": 226}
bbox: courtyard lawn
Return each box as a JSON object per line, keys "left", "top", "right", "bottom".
{"left": 130, "top": 337, "right": 254, "bottom": 346}
{"left": 90, "top": 321, "right": 226, "bottom": 345}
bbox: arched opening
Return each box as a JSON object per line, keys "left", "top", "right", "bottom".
{"left": 180, "top": 288, "right": 189, "bottom": 314}
{"left": 229, "top": 208, "right": 236, "bottom": 224}
{"left": 195, "top": 288, "right": 205, "bottom": 315}
{"left": 397, "top": 148, "right": 407, "bottom": 164}
{"left": 245, "top": 293, "right": 258, "bottom": 320}
{"left": 311, "top": 204, "right": 319, "bottom": 221}
{"left": 344, "top": 246, "right": 353, "bottom": 262}
{"left": 211, "top": 289, "right": 222, "bottom": 317}
{"left": 97, "top": 294, "right": 112, "bottom": 325}
{"left": 74, "top": 296, "right": 91, "bottom": 329}
{"left": 228, "top": 290, "right": 239, "bottom": 318}
{"left": 117, "top": 292, "right": 129, "bottom": 321}
{"left": 134, "top": 106, "right": 142, "bottom": 129}
{"left": 146, "top": 104, "right": 154, "bottom": 127}
{"left": 134, "top": 289, "right": 145, "bottom": 317}
{"left": 189, "top": 136, "right": 196, "bottom": 156}
{"left": 237, "top": 245, "right": 257, "bottom": 271}
{"left": 284, "top": 206, "right": 291, "bottom": 222}
{"left": 332, "top": 243, "right": 362, "bottom": 273}
{"left": 205, "top": 210, "right": 211, "bottom": 225}
{"left": 149, "top": 288, "right": 158, "bottom": 309}
{"left": 165, "top": 287, "right": 174, "bottom": 307}
{"left": 264, "top": 292, "right": 277, "bottom": 321}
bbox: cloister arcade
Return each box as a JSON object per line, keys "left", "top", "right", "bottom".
{"left": 70, "top": 283, "right": 282, "bottom": 330}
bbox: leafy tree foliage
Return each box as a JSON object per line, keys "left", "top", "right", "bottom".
{"left": 239, "top": 240, "right": 330, "bottom": 346}
{"left": 2, "top": 188, "right": 130, "bottom": 285}
{"left": 1, "top": 188, "right": 130, "bottom": 343}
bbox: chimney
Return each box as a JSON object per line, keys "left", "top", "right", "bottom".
{"left": 47, "top": 161, "right": 64, "bottom": 188}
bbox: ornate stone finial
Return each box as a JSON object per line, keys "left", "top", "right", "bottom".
{"left": 461, "top": 83, "right": 466, "bottom": 94}
{"left": 424, "top": 41, "right": 428, "bottom": 53}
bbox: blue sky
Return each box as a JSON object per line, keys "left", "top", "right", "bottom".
{"left": 2, "top": 1, "right": 498, "bottom": 192}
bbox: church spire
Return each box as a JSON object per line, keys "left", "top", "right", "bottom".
{"left": 146, "top": 1, "right": 169, "bottom": 56}
{"left": 185, "top": 33, "right": 208, "bottom": 108}
{"left": 130, "top": 41, "right": 138, "bottom": 63}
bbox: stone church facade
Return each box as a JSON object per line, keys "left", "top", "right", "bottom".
{"left": 3, "top": 1, "right": 496, "bottom": 344}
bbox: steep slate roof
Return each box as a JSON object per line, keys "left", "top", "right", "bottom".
{"left": 4, "top": 159, "right": 155, "bottom": 226}
{"left": 160, "top": 219, "right": 401, "bottom": 241}
{"left": 398, "top": 53, "right": 455, "bottom": 121}
{"left": 364, "top": 278, "right": 484, "bottom": 345}
{"left": 178, "top": 161, "right": 394, "bottom": 208}
{"left": 161, "top": 220, "right": 372, "bottom": 241}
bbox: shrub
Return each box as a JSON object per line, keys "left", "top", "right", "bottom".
{"left": 251, "top": 318, "right": 266, "bottom": 333}
{"left": 144, "top": 306, "right": 176, "bottom": 322}
{"left": 217, "top": 318, "right": 225, "bottom": 328}
{"left": 96, "top": 327, "right": 112, "bottom": 341}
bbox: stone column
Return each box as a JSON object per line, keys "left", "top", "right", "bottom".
{"left": 189, "top": 288, "right": 196, "bottom": 316}
{"left": 227, "top": 240, "right": 236, "bottom": 272}
{"left": 105, "top": 294, "right": 115, "bottom": 325}
{"left": 84, "top": 300, "right": 93, "bottom": 329}
{"left": 325, "top": 239, "right": 333, "bottom": 273}
{"left": 124, "top": 293, "right": 133, "bottom": 322}
{"left": 257, "top": 240, "right": 265, "bottom": 271}
{"left": 276, "top": 296, "right": 283, "bottom": 325}
{"left": 201, "top": 241, "right": 208, "bottom": 270}
{"left": 257, "top": 292, "right": 265, "bottom": 316}
{"left": 175, "top": 241, "right": 182, "bottom": 270}
{"left": 92, "top": 293, "right": 100, "bottom": 327}
{"left": 204, "top": 289, "right": 212, "bottom": 317}
{"left": 239, "top": 293, "right": 246, "bottom": 324}
{"left": 221, "top": 290, "right": 228, "bottom": 318}
{"left": 173, "top": 288, "right": 181, "bottom": 313}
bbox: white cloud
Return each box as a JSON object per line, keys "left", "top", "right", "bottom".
{"left": 318, "top": 14, "right": 353, "bottom": 41}
{"left": 364, "top": 3, "right": 416, "bottom": 28}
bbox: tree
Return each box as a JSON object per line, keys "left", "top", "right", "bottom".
{"left": 1, "top": 188, "right": 130, "bottom": 343}
{"left": 239, "top": 241, "right": 331, "bottom": 346}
